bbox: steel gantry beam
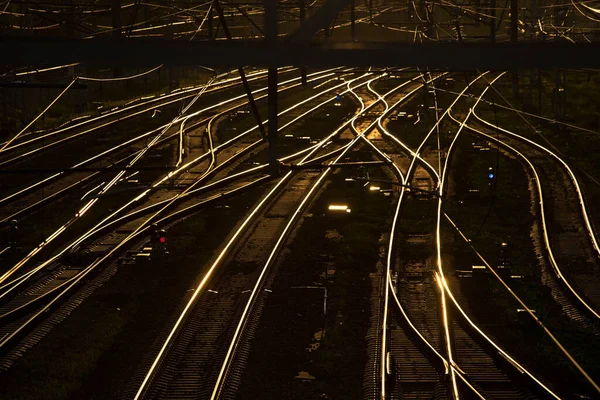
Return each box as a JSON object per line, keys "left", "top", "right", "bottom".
{"left": 3, "top": 38, "right": 600, "bottom": 69}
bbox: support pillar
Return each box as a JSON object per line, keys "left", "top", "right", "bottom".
{"left": 265, "top": 0, "right": 279, "bottom": 176}
{"left": 299, "top": 0, "right": 305, "bottom": 24}
{"left": 490, "top": 0, "right": 496, "bottom": 43}
{"left": 299, "top": 0, "right": 307, "bottom": 86}
{"left": 66, "top": 0, "right": 75, "bottom": 37}
{"left": 112, "top": 0, "right": 121, "bottom": 78}
{"left": 455, "top": 21, "right": 463, "bottom": 42}
{"left": 214, "top": 0, "right": 268, "bottom": 141}
{"left": 268, "top": 68, "right": 279, "bottom": 176}
{"left": 351, "top": 0, "right": 356, "bottom": 41}
{"left": 510, "top": 0, "right": 518, "bottom": 43}
{"left": 426, "top": 3, "right": 434, "bottom": 38}
{"left": 111, "top": 0, "right": 121, "bottom": 39}
{"left": 511, "top": 0, "right": 518, "bottom": 98}
{"left": 208, "top": 4, "right": 213, "bottom": 40}
{"left": 537, "top": 69, "right": 542, "bottom": 111}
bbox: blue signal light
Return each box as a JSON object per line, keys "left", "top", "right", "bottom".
{"left": 335, "top": 94, "right": 341, "bottom": 101}
{"left": 488, "top": 173, "right": 495, "bottom": 179}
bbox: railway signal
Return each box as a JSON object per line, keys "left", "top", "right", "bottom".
{"left": 158, "top": 230, "right": 167, "bottom": 245}
{"left": 149, "top": 224, "right": 168, "bottom": 258}
{"left": 488, "top": 167, "right": 496, "bottom": 184}
{"left": 8, "top": 219, "right": 19, "bottom": 249}
{"left": 156, "top": 229, "right": 168, "bottom": 258}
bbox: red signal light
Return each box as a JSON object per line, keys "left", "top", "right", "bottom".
{"left": 159, "top": 237, "right": 166, "bottom": 243}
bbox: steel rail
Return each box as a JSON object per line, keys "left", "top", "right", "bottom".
{"left": 434, "top": 72, "right": 503, "bottom": 400}
{"left": 0, "top": 67, "right": 339, "bottom": 208}
{"left": 367, "top": 76, "right": 444, "bottom": 400}
{"left": 352, "top": 71, "right": 490, "bottom": 400}
{"left": 369, "top": 72, "right": 489, "bottom": 399}
{"left": 472, "top": 111, "right": 600, "bottom": 261}
{"left": 0, "top": 70, "right": 370, "bottom": 300}
{"left": 443, "top": 119, "right": 600, "bottom": 393}
{"left": 0, "top": 73, "right": 378, "bottom": 357}
{"left": 381, "top": 71, "right": 493, "bottom": 399}
{"left": 0, "top": 68, "right": 340, "bottom": 289}
{"left": 432, "top": 73, "right": 564, "bottom": 398}
{"left": 210, "top": 134, "right": 365, "bottom": 400}
{"left": 473, "top": 116, "right": 600, "bottom": 322}
{"left": 0, "top": 67, "right": 277, "bottom": 155}
{"left": 133, "top": 73, "right": 379, "bottom": 399}
{"left": 208, "top": 74, "right": 390, "bottom": 400}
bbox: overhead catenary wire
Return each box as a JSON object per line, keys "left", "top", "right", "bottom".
{"left": 0, "top": 77, "right": 77, "bottom": 152}
{"left": 82, "top": 0, "right": 212, "bottom": 38}
{"left": 78, "top": 64, "right": 164, "bottom": 82}
{"left": 434, "top": 72, "right": 564, "bottom": 399}
{"left": 571, "top": 0, "right": 600, "bottom": 22}
{"left": 474, "top": 72, "right": 600, "bottom": 256}
{"left": 444, "top": 212, "right": 600, "bottom": 395}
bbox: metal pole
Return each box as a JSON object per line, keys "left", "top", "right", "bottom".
{"left": 299, "top": 0, "right": 307, "bottom": 86}
{"left": 554, "top": 69, "right": 560, "bottom": 121}
{"left": 265, "top": 0, "right": 277, "bottom": 40}
{"left": 214, "top": 0, "right": 268, "bottom": 141}
{"left": 208, "top": 4, "right": 213, "bottom": 40}
{"left": 455, "top": 21, "right": 463, "bottom": 42}
{"left": 537, "top": 69, "right": 542, "bottom": 111}
{"left": 66, "top": 0, "right": 74, "bottom": 37}
{"left": 265, "top": 0, "right": 279, "bottom": 176}
{"left": 112, "top": 0, "right": 121, "bottom": 38}
{"left": 427, "top": 2, "right": 434, "bottom": 38}
{"left": 351, "top": 0, "right": 356, "bottom": 40}
{"left": 112, "top": 0, "right": 121, "bottom": 77}
{"left": 490, "top": 0, "right": 496, "bottom": 43}
{"left": 268, "top": 68, "right": 278, "bottom": 175}
{"left": 511, "top": 0, "right": 518, "bottom": 42}
{"left": 299, "top": 0, "right": 305, "bottom": 22}
{"left": 511, "top": 0, "right": 518, "bottom": 98}
{"left": 560, "top": 70, "right": 566, "bottom": 119}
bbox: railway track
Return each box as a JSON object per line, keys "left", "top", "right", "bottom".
{"left": 0, "top": 71, "right": 376, "bottom": 370}
{"left": 0, "top": 70, "right": 570, "bottom": 400}
{"left": 452, "top": 115, "right": 600, "bottom": 332}
{"left": 0, "top": 68, "right": 346, "bottom": 281}
{"left": 354, "top": 72, "right": 446, "bottom": 399}
{"left": 1, "top": 68, "right": 598, "bottom": 399}
{"left": 471, "top": 113, "right": 600, "bottom": 321}
{"left": 135, "top": 167, "right": 324, "bottom": 399}
{"left": 373, "top": 72, "right": 563, "bottom": 400}
{"left": 377, "top": 73, "right": 492, "bottom": 400}
{"left": 214, "top": 74, "right": 434, "bottom": 400}
{"left": 131, "top": 72, "right": 398, "bottom": 399}
{"left": 0, "top": 68, "right": 339, "bottom": 229}
{"left": 0, "top": 68, "right": 286, "bottom": 168}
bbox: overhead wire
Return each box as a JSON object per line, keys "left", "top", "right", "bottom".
{"left": 445, "top": 212, "right": 600, "bottom": 394}
{"left": 0, "top": 78, "right": 77, "bottom": 152}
